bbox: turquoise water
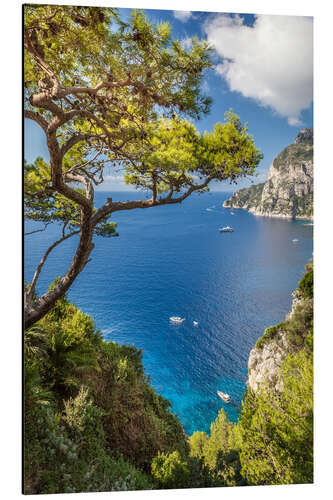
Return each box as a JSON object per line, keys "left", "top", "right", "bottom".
{"left": 24, "top": 191, "right": 313, "bottom": 434}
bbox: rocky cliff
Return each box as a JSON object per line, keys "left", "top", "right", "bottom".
{"left": 247, "top": 265, "right": 313, "bottom": 393}
{"left": 223, "top": 128, "right": 313, "bottom": 220}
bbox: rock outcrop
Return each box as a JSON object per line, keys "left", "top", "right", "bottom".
{"left": 247, "top": 266, "right": 313, "bottom": 393}
{"left": 223, "top": 128, "right": 313, "bottom": 220}
{"left": 247, "top": 329, "right": 289, "bottom": 393}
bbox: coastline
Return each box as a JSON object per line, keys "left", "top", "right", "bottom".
{"left": 223, "top": 204, "right": 313, "bottom": 222}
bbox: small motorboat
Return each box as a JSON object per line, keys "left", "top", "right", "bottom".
{"left": 170, "top": 316, "right": 185, "bottom": 324}
{"left": 292, "top": 238, "right": 299, "bottom": 243}
{"left": 217, "top": 391, "right": 231, "bottom": 403}
{"left": 193, "top": 321, "right": 199, "bottom": 326}
{"left": 219, "top": 225, "right": 234, "bottom": 232}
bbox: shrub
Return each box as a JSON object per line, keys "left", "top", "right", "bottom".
{"left": 255, "top": 324, "right": 281, "bottom": 349}
{"left": 151, "top": 451, "right": 190, "bottom": 489}
{"left": 238, "top": 350, "right": 313, "bottom": 485}
{"left": 298, "top": 268, "right": 313, "bottom": 299}
{"left": 24, "top": 296, "right": 184, "bottom": 493}
{"left": 189, "top": 431, "right": 209, "bottom": 459}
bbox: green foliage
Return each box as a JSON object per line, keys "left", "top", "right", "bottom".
{"left": 24, "top": 391, "right": 153, "bottom": 494}
{"left": 284, "top": 299, "right": 313, "bottom": 350}
{"left": 123, "top": 110, "right": 262, "bottom": 195}
{"left": 255, "top": 324, "right": 281, "bottom": 349}
{"left": 24, "top": 157, "right": 118, "bottom": 237}
{"left": 151, "top": 451, "right": 190, "bottom": 489}
{"left": 202, "top": 409, "right": 239, "bottom": 471}
{"left": 255, "top": 266, "right": 313, "bottom": 352}
{"left": 24, "top": 294, "right": 188, "bottom": 493}
{"left": 298, "top": 267, "right": 313, "bottom": 299}
{"left": 190, "top": 409, "right": 245, "bottom": 486}
{"left": 92, "top": 340, "right": 188, "bottom": 469}
{"left": 273, "top": 141, "right": 313, "bottom": 172}
{"left": 189, "top": 431, "right": 209, "bottom": 459}
{"left": 34, "top": 295, "right": 100, "bottom": 399}
{"left": 238, "top": 350, "right": 313, "bottom": 485}
{"left": 225, "top": 182, "right": 265, "bottom": 208}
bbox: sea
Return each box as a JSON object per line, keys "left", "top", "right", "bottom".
{"left": 24, "top": 191, "right": 313, "bottom": 435}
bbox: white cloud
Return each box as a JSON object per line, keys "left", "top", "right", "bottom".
{"left": 288, "top": 116, "right": 302, "bottom": 127}
{"left": 204, "top": 14, "right": 313, "bottom": 125}
{"left": 173, "top": 11, "right": 192, "bottom": 22}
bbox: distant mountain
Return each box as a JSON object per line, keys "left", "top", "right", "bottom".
{"left": 223, "top": 128, "right": 313, "bottom": 220}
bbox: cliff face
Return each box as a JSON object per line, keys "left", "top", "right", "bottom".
{"left": 223, "top": 128, "right": 313, "bottom": 220}
{"left": 248, "top": 329, "right": 289, "bottom": 393}
{"left": 247, "top": 266, "right": 313, "bottom": 393}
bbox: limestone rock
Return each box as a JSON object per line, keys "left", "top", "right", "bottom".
{"left": 248, "top": 329, "right": 288, "bottom": 392}
{"left": 223, "top": 129, "right": 313, "bottom": 220}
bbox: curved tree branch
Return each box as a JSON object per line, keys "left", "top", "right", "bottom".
{"left": 25, "top": 222, "right": 50, "bottom": 236}
{"left": 91, "top": 175, "right": 213, "bottom": 226}
{"left": 24, "top": 110, "right": 49, "bottom": 132}
{"left": 27, "top": 228, "right": 80, "bottom": 301}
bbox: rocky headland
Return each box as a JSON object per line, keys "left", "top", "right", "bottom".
{"left": 223, "top": 128, "right": 313, "bottom": 220}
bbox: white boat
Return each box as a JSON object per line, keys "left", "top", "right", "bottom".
{"left": 219, "top": 225, "right": 234, "bottom": 232}
{"left": 170, "top": 316, "right": 185, "bottom": 324}
{"left": 193, "top": 321, "right": 199, "bottom": 326}
{"left": 292, "top": 238, "right": 299, "bottom": 243}
{"left": 217, "top": 391, "right": 231, "bottom": 403}
{"left": 230, "top": 212, "right": 235, "bottom": 215}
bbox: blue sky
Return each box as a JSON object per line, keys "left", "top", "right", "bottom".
{"left": 25, "top": 7, "right": 313, "bottom": 192}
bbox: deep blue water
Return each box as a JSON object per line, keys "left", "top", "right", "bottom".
{"left": 24, "top": 191, "right": 313, "bottom": 435}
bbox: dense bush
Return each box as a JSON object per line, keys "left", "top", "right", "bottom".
{"left": 24, "top": 293, "right": 187, "bottom": 493}
{"left": 91, "top": 340, "right": 188, "bottom": 470}
{"left": 238, "top": 350, "right": 313, "bottom": 485}
{"left": 298, "top": 266, "right": 313, "bottom": 299}
{"left": 151, "top": 451, "right": 190, "bottom": 489}
{"left": 24, "top": 386, "right": 153, "bottom": 494}
{"left": 255, "top": 323, "right": 281, "bottom": 349}
{"left": 189, "top": 410, "right": 244, "bottom": 487}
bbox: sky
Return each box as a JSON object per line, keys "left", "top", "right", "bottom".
{"left": 24, "top": 7, "right": 313, "bottom": 192}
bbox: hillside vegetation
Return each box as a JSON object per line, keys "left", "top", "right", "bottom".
{"left": 223, "top": 182, "right": 265, "bottom": 209}
{"left": 24, "top": 265, "right": 313, "bottom": 492}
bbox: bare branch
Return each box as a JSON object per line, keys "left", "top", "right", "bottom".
{"left": 27, "top": 229, "right": 80, "bottom": 301}
{"left": 63, "top": 171, "right": 94, "bottom": 201}
{"left": 25, "top": 222, "right": 50, "bottom": 236}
